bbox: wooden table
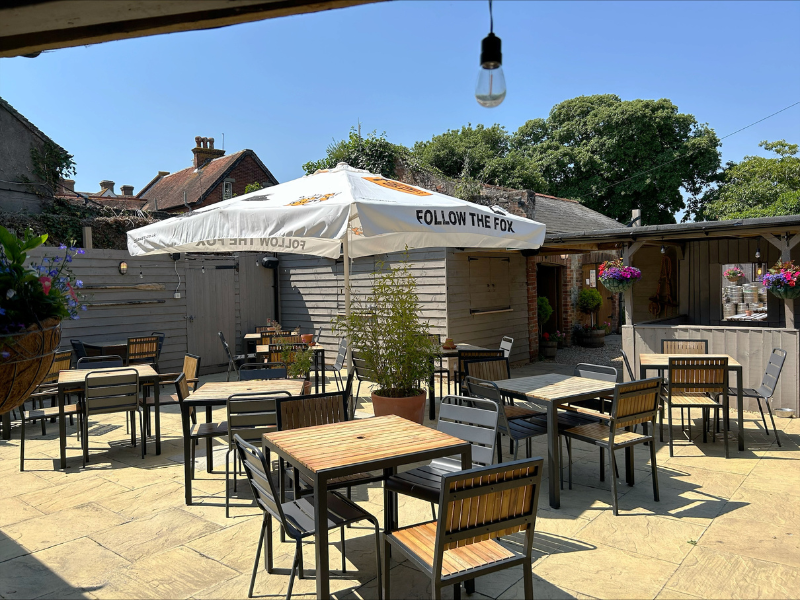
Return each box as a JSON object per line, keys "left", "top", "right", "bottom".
{"left": 254, "top": 345, "right": 326, "bottom": 393}
{"left": 56, "top": 364, "right": 161, "bottom": 469}
{"left": 83, "top": 339, "right": 129, "bottom": 358}
{"left": 428, "top": 343, "right": 490, "bottom": 420}
{"left": 493, "top": 374, "right": 617, "bottom": 510}
{"left": 181, "top": 379, "right": 307, "bottom": 505}
{"left": 243, "top": 333, "right": 262, "bottom": 353}
{"left": 639, "top": 353, "right": 744, "bottom": 457}
{"left": 263, "top": 415, "right": 472, "bottom": 600}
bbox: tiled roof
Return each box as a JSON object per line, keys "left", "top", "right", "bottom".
{"left": 55, "top": 193, "right": 147, "bottom": 211}
{"left": 532, "top": 193, "right": 621, "bottom": 234}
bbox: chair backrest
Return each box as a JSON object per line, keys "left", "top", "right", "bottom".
{"left": 463, "top": 376, "right": 515, "bottom": 431}
{"left": 182, "top": 353, "right": 201, "bottom": 390}
{"left": 668, "top": 357, "right": 727, "bottom": 395}
{"left": 499, "top": 336, "right": 514, "bottom": 358}
{"left": 255, "top": 325, "right": 274, "bottom": 334}
{"left": 70, "top": 339, "right": 87, "bottom": 360}
{"left": 234, "top": 435, "right": 293, "bottom": 535}
{"left": 150, "top": 332, "right": 166, "bottom": 359}
{"left": 758, "top": 348, "right": 787, "bottom": 398}
{"left": 661, "top": 339, "right": 708, "bottom": 354}
{"left": 574, "top": 363, "right": 618, "bottom": 383}
{"left": 314, "top": 327, "right": 323, "bottom": 344}
{"left": 620, "top": 350, "right": 636, "bottom": 381}
{"left": 438, "top": 395, "right": 500, "bottom": 467}
{"left": 84, "top": 368, "right": 140, "bottom": 414}
{"left": 464, "top": 357, "right": 511, "bottom": 382}
{"left": 43, "top": 350, "right": 72, "bottom": 384}
{"left": 457, "top": 350, "right": 504, "bottom": 379}
{"left": 352, "top": 351, "right": 378, "bottom": 383}
{"left": 227, "top": 391, "right": 291, "bottom": 446}
{"left": 609, "top": 377, "right": 662, "bottom": 430}
{"left": 332, "top": 337, "right": 348, "bottom": 371}
{"left": 127, "top": 336, "right": 159, "bottom": 366}
{"left": 272, "top": 333, "right": 301, "bottom": 345}
{"left": 276, "top": 390, "right": 348, "bottom": 431}
{"left": 174, "top": 372, "right": 191, "bottom": 403}
{"left": 435, "top": 458, "right": 542, "bottom": 557}
{"left": 218, "top": 332, "right": 235, "bottom": 363}
{"left": 239, "top": 362, "right": 288, "bottom": 380}
{"left": 267, "top": 343, "right": 308, "bottom": 365}
{"left": 77, "top": 355, "right": 123, "bottom": 370}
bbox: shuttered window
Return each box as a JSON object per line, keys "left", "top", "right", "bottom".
{"left": 468, "top": 256, "right": 511, "bottom": 314}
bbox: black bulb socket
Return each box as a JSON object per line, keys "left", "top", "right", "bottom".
{"left": 480, "top": 32, "right": 502, "bottom": 69}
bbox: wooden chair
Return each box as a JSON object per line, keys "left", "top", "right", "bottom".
{"left": 561, "top": 377, "right": 663, "bottom": 515}
{"left": 127, "top": 336, "right": 159, "bottom": 371}
{"left": 240, "top": 362, "right": 288, "bottom": 380}
{"left": 234, "top": 435, "right": 382, "bottom": 600}
{"left": 173, "top": 373, "right": 227, "bottom": 480}
{"left": 144, "top": 353, "right": 201, "bottom": 434}
{"left": 82, "top": 368, "right": 145, "bottom": 466}
{"left": 464, "top": 377, "right": 547, "bottom": 461}
{"left": 729, "top": 348, "right": 786, "bottom": 446}
{"left": 385, "top": 395, "right": 500, "bottom": 523}
{"left": 666, "top": 357, "right": 728, "bottom": 456}
{"left": 456, "top": 349, "right": 504, "bottom": 391}
{"left": 77, "top": 355, "right": 123, "bottom": 369}
{"left": 570, "top": 363, "right": 618, "bottom": 414}
{"left": 150, "top": 331, "right": 166, "bottom": 361}
{"left": 384, "top": 457, "right": 543, "bottom": 600}
{"left": 272, "top": 333, "right": 302, "bottom": 345}
{"left": 219, "top": 331, "right": 256, "bottom": 381}
{"left": 463, "top": 357, "right": 541, "bottom": 420}
{"left": 661, "top": 339, "right": 709, "bottom": 354}
{"left": 225, "top": 391, "right": 292, "bottom": 517}
{"left": 499, "top": 336, "right": 514, "bottom": 358}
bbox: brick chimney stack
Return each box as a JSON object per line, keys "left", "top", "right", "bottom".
{"left": 192, "top": 136, "right": 225, "bottom": 169}
{"left": 60, "top": 179, "right": 75, "bottom": 193}
{"left": 120, "top": 184, "right": 134, "bottom": 196}
{"left": 99, "top": 180, "right": 115, "bottom": 194}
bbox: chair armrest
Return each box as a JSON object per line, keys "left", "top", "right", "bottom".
{"left": 561, "top": 405, "right": 613, "bottom": 422}
{"left": 158, "top": 372, "right": 181, "bottom": 383}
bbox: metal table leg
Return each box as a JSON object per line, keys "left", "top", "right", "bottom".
{"left": 313, "top": 472, "right": 330, "bottom": 599}
{"left": 547, "top": 402, "right": 560, "bottom": 509}
{"left": 206, "top": 406, "right": 214, "bottom": 472}
{"left": 182, "top": 404, "right": 193, "bottom": 504}
{"left": 58, "top": 386, "right": 67, "bottom": 470}
{"left": 153, "top": 377, "right": 161, "bottom": 455}
{"left": 428, "top": 358, "right": 436, "bottom": 422}
{"left": 735, "top": 366, "right": 744, "bottom": 452}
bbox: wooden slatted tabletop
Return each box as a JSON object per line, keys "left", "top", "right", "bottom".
{"left": 244, "top": 333, "right": 262, "bottom": 340}
{"left": 57, "top": 363, "right": 158, "bottom": 385}
{"left": 186, "top": 380, "right": 306, "bottom": 402}
{"left": 492, "top": 373, "right": 616, "bottom": 404}
{"left": 639, "top": 353, "right": 741, "bottom": 367}
{"left": 440, "top": 343, "right": 489, "bottom": 357}
{"left": 264, "top": 415, "right": 465, "bottom": 473}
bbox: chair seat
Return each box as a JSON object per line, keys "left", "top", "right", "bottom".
{"left": 501, "top": 418, "right": 548, "bottom": 441}
{"left": 669, "top": 393, "right": 720, "bottom": 407}
{"left": 144, "top": 394, "right": 181, "bottom": 406}
{"left": 528, "top": 410, "right": 602, "bottom": 432}
{"left": 23, "top": 404, "right": 80, "bottom": 420}
{"left": 389, "top": 521, "right": 517, "bottom": 577}
{"left": 191, "top": 421, "right": 228, "bottom": 438}
{"left": 385, "top": 459, "right": 477, "bottom": 503}
{"left": 727, "top": 387, "right": 763, "bottom": 399}
{"left": 282, "top": 491, "right": 375, "bottom": 539}
{"left": 504, "top": 405, "right": 543, "bottom": 420}
{"left": 564, "top": 422, "right": 649, "bottom": 447}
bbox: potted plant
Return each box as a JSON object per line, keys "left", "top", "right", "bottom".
{"left": 553, "top": 330, "right": 567, "bottom": 349}
{"left": 724, "top": 266, "right": 745, "bottom": 283}
{"left": 537, "top": 297, "right": 557, "bottom": 358}
{"left": 576, "top": 288, "right": 605, "bottom": 347}
{"left": 282, "top": 345, "right": 315, "bottom": 394}
{"left": 762, "top": 260, "right": 800, "bottom": 299}
{"left": 0, "top": 228, "right": 85, "bottom": 414}
{"left": 333, "top": 257, "right": 439, "bottom": 424}
{"left": 599, "top": 258, "right": 642, "bottom": 293}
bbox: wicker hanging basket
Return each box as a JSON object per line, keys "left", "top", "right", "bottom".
{"left": 0, "top": 318, "right": 62, "bottom": 415}
{"left": 600, "top": 277, "right": 637, "bottom": 293}
{"left": 768, "top": 286, "right": 800, "bottom": 300}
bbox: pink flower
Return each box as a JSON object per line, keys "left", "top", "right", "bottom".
{"left": 66, "top": 281, "right": 77, "bottom": 300}
{"left": 39, "top": 276, "right": 52, "bottom": 295}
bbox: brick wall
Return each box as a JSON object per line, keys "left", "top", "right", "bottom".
{"left": 203, "top": 155, "right": 275, "bottom": 206}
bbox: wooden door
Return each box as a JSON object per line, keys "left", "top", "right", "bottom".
{"left": 582, "top": 263, "right": 615, "bottom": 326}
{"left": 186, "top": 264, "right": 236, "bottom": 370}
{"left": 537, "top": 265, "right": 561, "bottom": 334}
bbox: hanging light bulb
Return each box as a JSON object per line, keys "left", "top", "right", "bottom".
{"left": 475, "top": 1, "right": 506, "bottom": 108}
{"left": 201, "top": 262, "right": 205, "bottom": 274}
{"left": 755, "top": 245, "right": 761, "bottom": 260}
{"left": 139, "top": 266, "right": 143, "bottom": 279}
{"left": 660, "top": 245, "right": 666, "bottom": 254}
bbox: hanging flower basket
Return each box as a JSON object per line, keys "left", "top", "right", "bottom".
{"left": 762, "top": 261, "right": 800, "bottom": 301}
{"left": 598, "top": 258, "right": 642, "bottom": 294}
{"left": 601, "top": 277, "right": 637, "bottom": 293}
{"left": 768, "top": 286, "right": 800, "bottom": 300}
{"left": 0, "top": 318, "right": 62, "bottom": 414}
{"left": 724, "top": 267, "right": 744, "bottom": 283}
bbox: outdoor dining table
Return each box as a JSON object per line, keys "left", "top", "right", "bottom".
{"left": 180, "top": 379, "right": 307, "bottom": 505}
{"left": 639, "top": 353, "right": 744, "bottom": 457}
{"left": 55, "top": 364, "right": 161, "bottom": 469}
{"left": 263, "top": 414, "right": 472, "bottom": 600}
{"left": 254, "top": 344, "right": 327, "bottom": 393}
{"left": 428, "top": 342, "right": 490, "bottom": 420}
{"left": 82, "top": 339, "right": 129, "bottom": 358}
{"left": 492, "top": 373, "right": 618, "bottom": 510}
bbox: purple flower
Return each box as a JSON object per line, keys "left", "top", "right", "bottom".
{"left": 76, "top": 280, "right": 83, "bottom": 288}
{"left": 0, "top": 307, "right": 5, "bottom": 315}
{"left": 59, "top": 244, "right": 67, "bottom": 250}
{"left": 1, "top": 351, "right": 9, "bottom": 359}
{"left": 71, "top": 315, "right": 79, "bottom": 320}
{"left": 65, "top": 255, "right": 72, "bottom": 263}
{"left": 77, "top": 249, "right": 85, "bottom": 255}
{"left": 49, "top": 269, "right": 58, "bottom": 277}
{"left": 52, "top": 256, "right": 60, "bottom": 263}
{"left": 81, "top": 305, "right": 87, "bottom": 311}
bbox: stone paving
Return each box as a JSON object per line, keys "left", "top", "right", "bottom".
{"left": 1, "top": 367, "right": 799, "bottom": 599}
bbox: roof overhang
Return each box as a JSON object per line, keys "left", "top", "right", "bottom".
{"left": 540, "top": 215, "right": 800, "bottom": 255}
{"left": 0, "top": 0, "right": 381, "bottom": 58}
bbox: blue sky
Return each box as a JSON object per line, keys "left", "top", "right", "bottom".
{"left": 1, "top": 1, "right": 798, "bottom": 209}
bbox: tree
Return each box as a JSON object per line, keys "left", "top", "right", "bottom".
{"left": 302, "top": 129, "right": 402, "bottom": 178}
{"left": 689, "top": 140, "right": 800, "bottom": 220}
{"left": 514, "top": 95, "right": 721, "bottom": 224}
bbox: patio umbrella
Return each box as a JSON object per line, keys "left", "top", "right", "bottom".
{"left": 127, "top": 163, "right": 546, "bottom": 322}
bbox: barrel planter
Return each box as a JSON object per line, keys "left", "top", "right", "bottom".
{"left": 600, "top": 278, "right": 637, "bottom": 293}
{"left": 578, "top": 330, "right": 606, "bottom": 348}
{"left": 540, "top": 340, "right": 557, "bottom": 358}
{"left": 0, "top": 318, "right": 62, "bottom": 415}
{"left": 768, "top": 286, "right": 800, "bottom": 300}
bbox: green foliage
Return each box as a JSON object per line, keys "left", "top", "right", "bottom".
{"left": 0, "top": 227, "right": 85, "bottom": 337}
{"left": 244, "top": 182, "right": 263, "bottom": 195}
{"left": 281, "top": 345, "right": 314, "bottom": 379}
{"left": 688, "top": 140, "right": 800, "bottom": 220}
{"left": 27, "top": 140, "right": 76, "bottom": 197}
{"left": 302, "top": 129, "right": 402, "bottom": 178}
{"left": 577, "top": 287, "right": 603, "bottom": 314}
{"left": 537, "top": 296, "right": 554, "bottom": 326}
{"left": 332, "top": 256, "right": 439, "bottom": 397}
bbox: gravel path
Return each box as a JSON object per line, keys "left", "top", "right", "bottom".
{"left": 545, "top": 333, "right": 625, "bottom": 374}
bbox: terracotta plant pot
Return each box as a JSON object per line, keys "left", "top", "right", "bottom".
{"left": 540, "top": 340, "right": 557, "bottom": 358}
{"left": 371, "top": 390, "right": 427, "bottom": 425}
{"left": 0, "top": 318, "right": 62, "bottom": 414}
{"left": 301, "top": 334, "right": 314, "bottom": 344}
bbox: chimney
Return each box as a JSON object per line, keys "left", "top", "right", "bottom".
{"left": 99, "top": 180, "right": 115, "bottom": 194}
{"left": 631, "top": 208, "right": 642, "bottom": 227}
{"left": 158, "top": 171, "right": 170, "bottom": 178}
{"left": 120, "top": 184, "right": 134, "bottom": 196}
{"left": 192, "top": 135, "right": 225, "bottom": 169}
{"left": 60, "top": 179, "right": 75, "bottom": 193}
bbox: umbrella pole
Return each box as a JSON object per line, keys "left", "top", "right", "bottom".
{"left": 343, "top": 232, "right": 352, "bottom": 371}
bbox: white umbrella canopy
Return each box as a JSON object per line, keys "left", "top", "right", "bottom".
{"left": 126, "top": 164, "right": 546, "bottom": 259}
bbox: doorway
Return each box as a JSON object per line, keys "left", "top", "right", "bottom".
{"left": 537, "top": 265, "right": 562, "bottom": 335}
{"left": 185, "top": 263, "right": 236, "bottom": 372}
{"left": 581, "top": 263, "right": 615, "bottom": 327}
